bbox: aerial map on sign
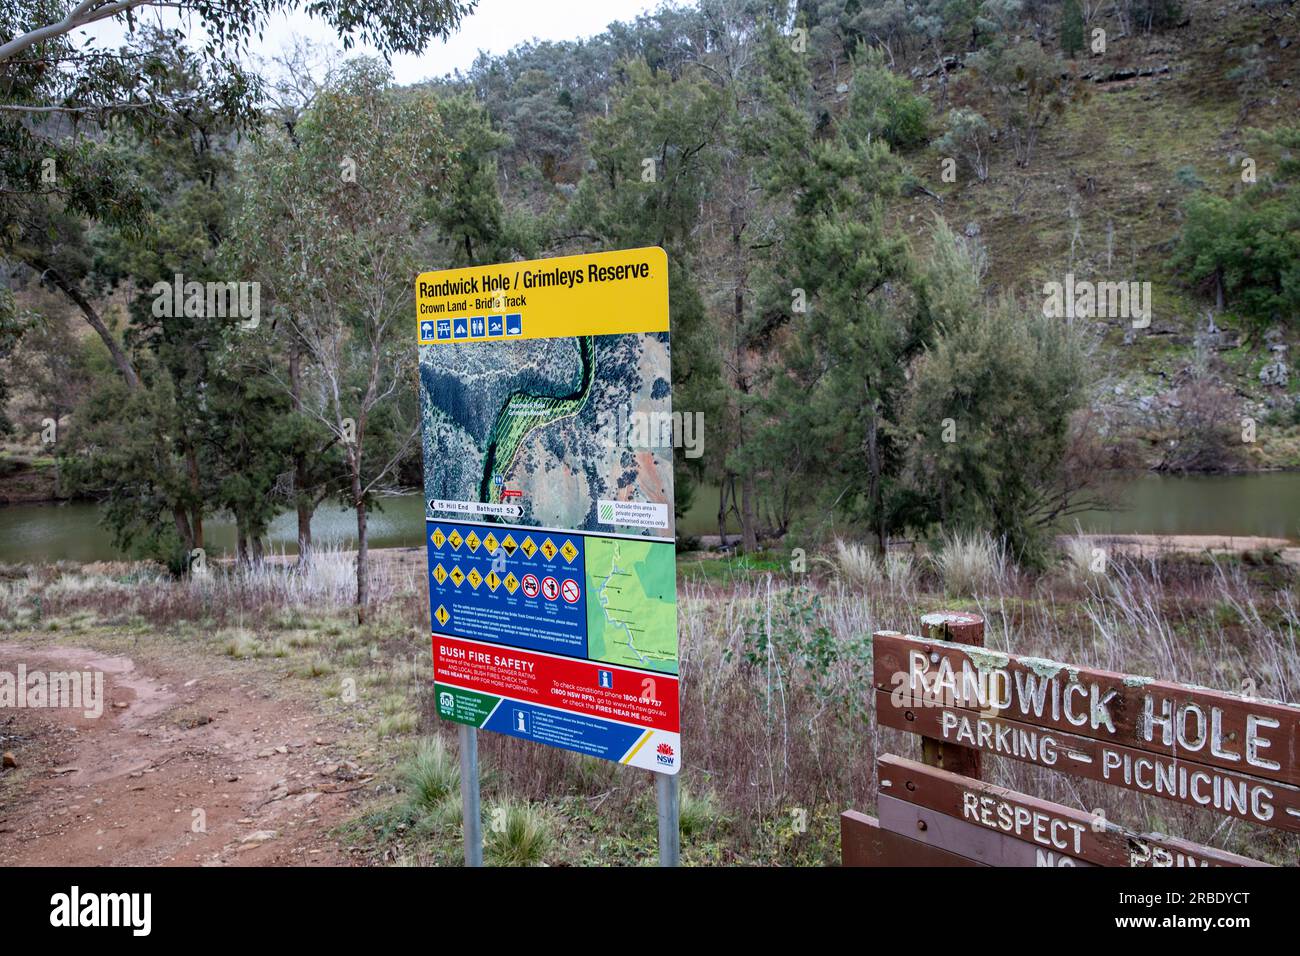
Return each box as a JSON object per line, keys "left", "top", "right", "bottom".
{"left": 418, "top": 330, "right": 674, "bottom": 537}
{"left": 416, "top": 247, "right": 680, "bottom": 773}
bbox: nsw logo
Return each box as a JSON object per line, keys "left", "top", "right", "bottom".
{"left": 655, "top": 742, "right": 675, "bottom": 767}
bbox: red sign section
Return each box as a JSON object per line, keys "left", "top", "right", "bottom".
{"left": 433, "top": 635, "right": 679, "bottom": 732}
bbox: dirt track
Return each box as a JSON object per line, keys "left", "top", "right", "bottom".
{"left": 0, "top": 638, "right": 365, "bottom": 866}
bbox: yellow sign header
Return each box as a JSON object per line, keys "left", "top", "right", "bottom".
{"left": 415, "top": 247, "right": 669, "bottom": 344}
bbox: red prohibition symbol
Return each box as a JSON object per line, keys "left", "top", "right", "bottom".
{"left": 561, "top": 578, "right": 581, "bottom": 604}
{"left": 521, "top": 574, "right": 540, "bottom": 598}
{"left": 541, "top": 576, "right": 559, "bottom": 601}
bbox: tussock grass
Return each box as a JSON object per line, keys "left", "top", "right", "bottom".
{"left": 220, "top": 628, "right": 261, "bottom": 659}
{"left": 1061, "top": 532, "right": 1105, "bottom": 584}
{"left": 833, "top": 539, "right": 882, "bottom": 588}
{"left": 485, "top": 801, "right": 553, "bottom": 867}
{"left": 292, "top": 655, "right": 335, "bottom": 678}
{"left": 932, "top": 530, "right": 1009, "bottom": 595}
{"left": 430, "top": 792, "right": 464, "bottom": 829}
{"left": 377, "top": 711, "right": 419, "bottom": 737}
{"left": 678, "top": 787, "right": 724, "bottom": 837}
{"left": 884, "top": 550, "right": 916, "bottom": 591}
{"left": 402, "top": 737, "right": 460, "bottom": 813}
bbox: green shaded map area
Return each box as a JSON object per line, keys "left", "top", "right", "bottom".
{"left": 583, "top": 536, "right": 677, "bottom": 674}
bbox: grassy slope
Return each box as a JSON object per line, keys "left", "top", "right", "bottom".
{"left": 892, "top": 2, "right": 1300, "bottom": 466}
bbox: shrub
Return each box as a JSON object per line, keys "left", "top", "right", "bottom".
{"left": 1173, "top": 189, "right": 1300, "bottom": 328}
{"left": 1154, "top": 367, "right": 1245, "bottom": 474}
{"left": 845, "top": 45, "right": 931, "bottom": 151}
{"left": 904, "top": 223, "right": 1093, "bottom": 562}
{"left": 936, "top": 108, "right": 992, "bottom": 181}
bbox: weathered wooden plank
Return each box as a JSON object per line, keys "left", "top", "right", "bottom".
{"left": 874, "top": 687, "right": 1300, "bottom": 833}
{"left": 879, "top": 754, "right": 1269, "bottom": 867}
{"left": 840, "top": 809, "right": 987, "bottom": 867}
{"left": 873, "top": 631, "right": 1300, "bottom": 788}
{"left": 878, "top": 793, "right": 1097, "bottom": 866}
{"left": 918, "top": 612, "right": 984, "bottom": 779}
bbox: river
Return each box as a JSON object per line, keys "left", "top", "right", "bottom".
{"left": 1, "top": 473, "right": 1297, "bottom": 564}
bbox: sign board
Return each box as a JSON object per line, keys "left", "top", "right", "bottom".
{"left": 878, "top": 755, "right": 1267, "bottom": 867}
{"left": 415, "top": 248, "right": 680, "bottom": 774}
{"left": 843, "top": 614, "right": 1292, "bottom": 867}
{"left": 873, "top": 630, "right": 1300, "bottom": 832}
{"left": 877, "top": 792, "right": 1097, "bottom": 867}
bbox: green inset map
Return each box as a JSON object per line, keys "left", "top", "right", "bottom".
{"left": 584, "top": 536, "right": 677, "bottom": 674}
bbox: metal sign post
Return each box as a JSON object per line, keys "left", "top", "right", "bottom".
{"left": 655, "top": 770, "right": 680, "bottom": 866}
{"left": 459, "top": 724, "right": 482, "bottom": 866}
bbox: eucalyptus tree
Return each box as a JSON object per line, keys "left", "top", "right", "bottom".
{"left": 1, "top": 0, "right": 475, "bottom": 388}
{"left": 232, "top": 60, "right": 472, "bottom": 618}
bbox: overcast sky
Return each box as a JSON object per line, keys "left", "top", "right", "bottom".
{"left": 86, "top": 0, "right": 670, "bottom": 85}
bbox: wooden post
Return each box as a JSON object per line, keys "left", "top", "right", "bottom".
{"left": 918, "top": 611, "right": 984, "bottom": 779}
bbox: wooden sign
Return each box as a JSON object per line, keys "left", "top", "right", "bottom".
{"left": 877, "top": 793, "right": 1097, "bottom": 866}
{"left": 873, "top": 631, "right": 1300, "bottom": 833}
{"left": 840, "top": 809, "right": 985, "bottom": 867}
{"left": 878, "top": 755, "right": 1268, "bottom": 868}
{"left": 842, "top": 611, "right": 990, "bottom": 866}
{"left": 874, "top": 631, "right": 1300, "bottom": 785}
{"left": 844, "top": 613, "right": 1294, "bottom": 866}
{"left": 876, "top": 688, "right": 1300, "bottom": 833}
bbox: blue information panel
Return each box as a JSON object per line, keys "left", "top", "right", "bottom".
{"left": 426, "top": 521, "right": 587, "bottom": 658}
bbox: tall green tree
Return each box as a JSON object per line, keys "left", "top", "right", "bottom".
{"left": 2, "top": 1, "right": 474, "bottom": 389}
{"left": 231, "top": 59, "right": 457, "bottom": 619}
{"left": 740, "top": 22, "right": 922, "bottom": 551}
{"left": 566, "top": 57, "right": 725, "bottom": 535}
{"left": 1060, "top": 0, "right": 1084, "bottom": 57}
{"left": 61, "top": 37, "right": 267, "bottom": 566}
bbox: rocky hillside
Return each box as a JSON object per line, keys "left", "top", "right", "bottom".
{"left": 889, "top": 0, "right": 1299, "bottom": 468}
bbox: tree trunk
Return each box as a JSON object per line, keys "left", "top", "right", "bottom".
{"left": 185, "top": 444, "right": 204, "bottom": 550}
{"left": 717, "top": 476, "right": 732, "bottom": 544}
{"left": 354, "top": 470, "right": 369, "bottom": 624}
{"left": 866, "top": 404, "right": 886, "bottom": 555}
{"left": 28, "top": 257, "right": 140, "bottom": 390}
{"left": 289, "top": 344, "right": 314, "bottom": 566}
{"left": 297, "top": 501, "right": 313, "bottom": 566}
{"left": 741, "top": 472, "right": 758, "bottom": 553}
{"left": 173, "top": 506, "right": 195, "bottom": 555}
